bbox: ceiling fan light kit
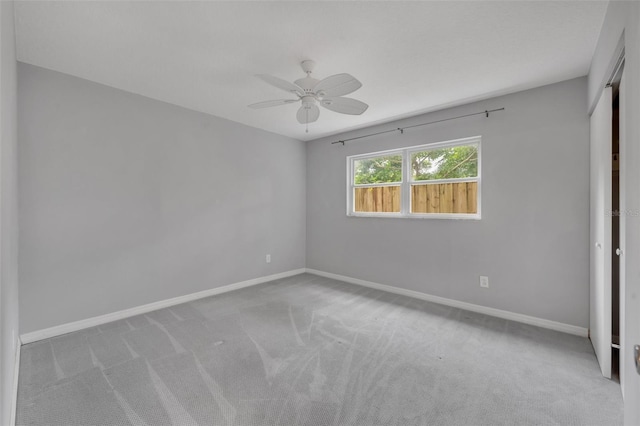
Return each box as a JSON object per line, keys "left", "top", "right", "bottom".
{"left": 249, "top": 60, "right": 368, "bottom": 132}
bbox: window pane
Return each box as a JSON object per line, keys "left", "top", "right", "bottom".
{"left": 411, "top": 144, "right": 478, "bottom": 181}
{"left": 354, "top": 185, "right": 401, "bottom": 212}
{"left": 411, "top": 182, "right": 477, "bottom": 214}
{"left": 354, "top": 155, "right": 402, "bottom": 184}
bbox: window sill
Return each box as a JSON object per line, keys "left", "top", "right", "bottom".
{"left": 347, "top": 212, "right": 481, "bottom": 220}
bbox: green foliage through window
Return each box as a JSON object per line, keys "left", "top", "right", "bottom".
{"left": 354, "top": 155, "right": 402, "bottom": 184}
{"left": 411, "top": 144, "right": 478, "bottom": 181}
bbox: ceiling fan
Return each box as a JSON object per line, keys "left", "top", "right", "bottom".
{"left": 249, "top": 60, "right": 368, "bottom": 131}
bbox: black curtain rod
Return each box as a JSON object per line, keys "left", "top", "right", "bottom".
{"left": 331, "top": 107, "right": 506, "bottom": 145}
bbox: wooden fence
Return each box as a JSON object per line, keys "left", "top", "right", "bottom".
{"left": 354, "top": 186, "right": 401, "bottom": 212}
{"left": 354, "top": 181, "right": 477, "bottom": 214}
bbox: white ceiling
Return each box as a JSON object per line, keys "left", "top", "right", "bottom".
{"left": 14, "top": 1, "right": 607, "bottom": 142}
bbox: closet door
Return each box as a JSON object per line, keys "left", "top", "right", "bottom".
{"left": 590, "top": 86, "right": 612, "bottom": 378}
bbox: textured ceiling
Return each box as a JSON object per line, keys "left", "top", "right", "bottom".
{"left": 14, "top": 1, "right": 607, "bottom": 142}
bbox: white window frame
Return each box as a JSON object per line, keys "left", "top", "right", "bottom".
{"left": 346, "top": 136, "right": 481, "bottom": 220}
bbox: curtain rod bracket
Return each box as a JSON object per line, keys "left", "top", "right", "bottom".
{"left": 398, "top": 128, "right": 404, "bottom": 134}
{"left": 485, "top": 110, "right": 489, "bottom": 118}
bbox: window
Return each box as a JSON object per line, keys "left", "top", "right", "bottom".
{"left": 347, "top": 136, "right": 481, "bottom": 219}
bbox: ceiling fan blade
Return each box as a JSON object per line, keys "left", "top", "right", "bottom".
{"left": 297, "top": 103, "right": 320, "bottom": 124}
{"left": 314, "top": 73, "right": 362, "bottom": 97}
{"left": 257, "top": 74, "right": 303, "bottom": 96}
{"left": 320, "top": 97, "right": 368, "bottom": 115}
{"left": 248, "top": 99, "right": 298, "bottom": 109}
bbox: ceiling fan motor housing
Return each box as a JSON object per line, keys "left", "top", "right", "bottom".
{"left": 294, "top": 77, "right": 319, "bottom": 94}
{"left": 301, "top": 95, "right": 316, "bottom": 106}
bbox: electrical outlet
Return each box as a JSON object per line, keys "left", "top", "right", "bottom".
{"left": 479, "top": 276, "right": 489, "bottom": 288}
{"left": 266, "top": 254, "right": 271, "bottom": 264}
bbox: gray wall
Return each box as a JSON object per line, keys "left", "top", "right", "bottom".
{"left": 18, "top": 63, "right": 306, "bottom": 334}
{"left": 307, "top": 77, "right": 589, "bottom": 328}
{"left": 588, "top": 2, "right": 640, "bottom": 422}
{"left": 0, "top": 1, "right": 19, "bottom": 424}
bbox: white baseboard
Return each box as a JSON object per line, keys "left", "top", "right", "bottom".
{"left": 305, "top": 268, "right": 588, "bottom": 337}
{"left": 20, "top": 267, "right": 587, "bottom": 345}
{"left": 20, "top": 269, "right": 306, "bottom": 344}
{"left": 10, "top": 337, "right": 21, "bottom": 426}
